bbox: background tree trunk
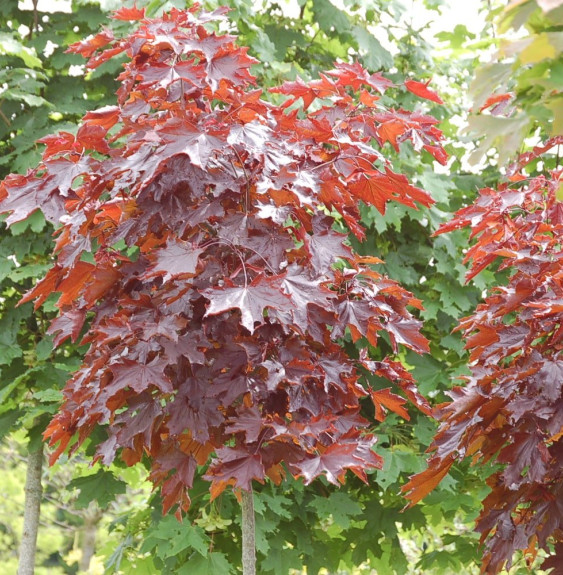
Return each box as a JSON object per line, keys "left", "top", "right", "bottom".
{"left": 17, "top": 443, "right": 44, "bottom": 575}
{"left": 241, "top": 488, "right": 256, "bottom": 575}
{"left": 79, "top": 503, "right": 103, "bottom": 573}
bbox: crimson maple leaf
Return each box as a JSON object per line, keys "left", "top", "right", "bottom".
{"left": 205, "top": 447, "right": 266, "bottom": 491}
{"left": 202, "top": 275, "right": 295, "bottom": 333}
{"left": 292, "top": 438, "right": 382, "bottom": 485}
{"left": 107, "top": 359, "right": 173, "bottom": 396}
{"left": 112, "top": 5, "right": 145, "bottom": 20}
{"left": 225, "top": 405, "right": 265, "bottom": 443}
{"left": 206, "top": 46, "right": 258, "bottom": 89}
{"left": 143, "top": 239, "right": 203, "bottom": 281}
{"left": 349, "top": 168, "right": 433, "bottom": 214}
{"left": 405, "top": 79, "right": 444, "bottom": 104}
{"left": 47, "top": 308, "right": 87, "bottom": 346}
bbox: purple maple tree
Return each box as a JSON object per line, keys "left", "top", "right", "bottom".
{"left": 0, "top": 5, "right": 445, "bottom": 518}
{"left": 403, "top": 137, "right": 563, "bottom": 574}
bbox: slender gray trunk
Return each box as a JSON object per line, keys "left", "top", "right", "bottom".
{"left": 17, "top": 443, "right": 44, "bottom": 575}
{"left": 241, "top": 488, "right": 256, "bottom": 575}
{"left": 79, "top": 518, "right": 97, "bottom": 572}
{"left": 79, "top": 503, "right": 103, "bottom": 573}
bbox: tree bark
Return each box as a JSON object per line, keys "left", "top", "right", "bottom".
{"left": 17, "top": 443, "right": 44, "bottom": 575}
{"left": 241, "top": 488, "right": 256, "bottom": 575}
{"left": 79, "top": 503, "right": 103, "bottom": 573}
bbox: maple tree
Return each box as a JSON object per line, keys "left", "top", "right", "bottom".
{"left": 110, "top": 3, "right": 492, "bottom": 572}
{"left": 403, "top": 138, "right": 563, "bottom": 574}
{"left": 401, "top": 1, "right": 563, "bottom": 571}
{"left": 2, "top": 1, "right": 482, "bottom": 572}
{"left": 7, "top": 1, "right": 545, "bottom": 573}
{"left": 0, "top": 2, "right": 448, "bottom": 547}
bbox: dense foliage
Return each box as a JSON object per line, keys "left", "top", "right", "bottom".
{"left": 0, "top": 1, "right": 488, "bottom": 573}
{"left": 0, "top": 0, "right": 123, "bottom": 455}
{"left": 2, "top": 3, "right": 446, "bottom": 516}
{"left": 1, "top": 0, "right": 561, "bottom": 574}
{"left": 0, "top": 3, "right": 133, "bottom": 571}
{"left": 403, "top": 2, "right": 563, "bottom": 573}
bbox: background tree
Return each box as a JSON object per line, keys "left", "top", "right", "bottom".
{"left": 404, "top": 1, "right": 563, "bottom": 573}
{"left": 0, "top": 1, "right": 134, "bottom": 572}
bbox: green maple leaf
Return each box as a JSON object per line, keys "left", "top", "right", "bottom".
{"left": 309, "top": 492, "right": 363, "bottom": 529}
{"left": 312, "top": 0, "right": 350, "bottom": 33}
{"left": 0, "top": 331, "right": 22, "bottom": 366}
{"left": 179, "top": 552, "right": 233, "bottom": 575}
{"left": 70, "top": 469, "right": 126, "bottom": 509}
{"left": 0, "top": 410, "right": 22, "bottom": 439}
{"left": 141, "top": 515, "right": 209, "bottom": 560}
{"left": 262, "top": 547, "right": 302, "bottom": 575}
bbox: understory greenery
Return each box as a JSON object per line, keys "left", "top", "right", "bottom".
{"left": 0, "top": 0, "right": 561, "bottom": 574}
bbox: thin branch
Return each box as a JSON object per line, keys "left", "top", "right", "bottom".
{"left": 28, "top": 0, "right": 39, "bottom": 40}
{"left": 299, "top": 0, "right": 308, "bottom": 20}
{"left": 231, "top": 145, "right": 252, "bottom": 212}
{"left": 0, "top": 105, "right": 11, "bottom": 127}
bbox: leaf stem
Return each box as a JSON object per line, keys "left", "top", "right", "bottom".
{"left": 0, "top": 105, "right": 11, "bottom": 127}
{"left": 231, "top": 146, "right": 251, "bottom": 212}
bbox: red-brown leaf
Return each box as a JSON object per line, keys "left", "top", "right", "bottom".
{"left": 405, "top": 79, "right": 444, "bottom": 104}
{"left": 401, "top": 457, "right": 454, "bottom": 506}
{"left": 112, "top": 5, "right": 145, "bottom": 20}
{"left": 371, "top": 388, "right": 410, "bottom": 422}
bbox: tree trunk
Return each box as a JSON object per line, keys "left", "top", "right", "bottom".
{"left": 241, "top": 488, "right": 256, "bottom": 575}
{"left": 79, "top": 519, "right": 97, "bottom": 572}
{"left": 17, "top": 443, "right": 44, "bottom": 575}
{"left": 79, "top": 503, "right": 103, "bottom": 573}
